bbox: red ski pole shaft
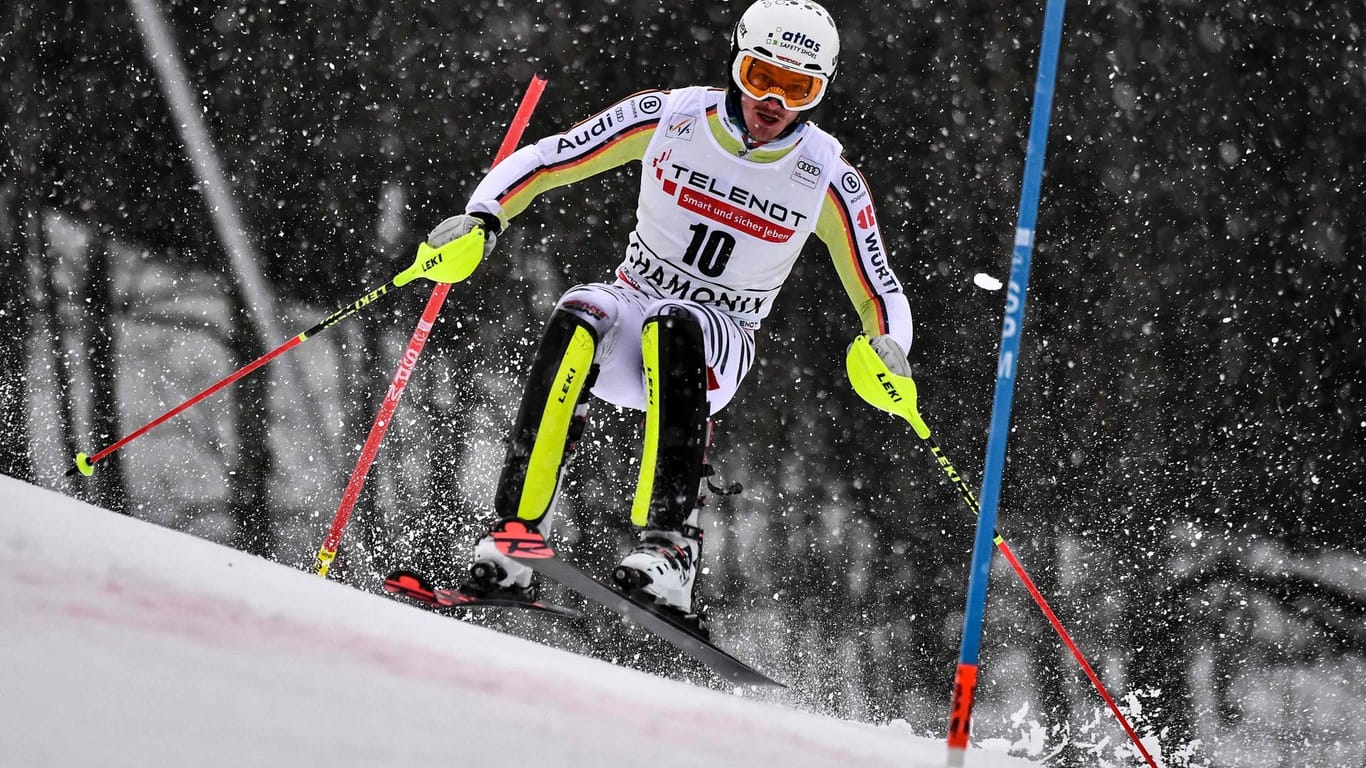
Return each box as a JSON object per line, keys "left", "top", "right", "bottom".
{"left": 995, "top": 540, "right": 1160, "bottom": 767}
{"left": 65, "top": 275, "right": 412, "bottom": 478}
{"left": 312, "top": 73, "right": 548, "bottom": 578}
{"left": 64, "top": 196, "right": 502, "bottom": 480}
{"left": 844, "top": 339, "right": 1158, "bottom": 765}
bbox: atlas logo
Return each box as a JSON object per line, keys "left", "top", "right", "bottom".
{"left": 767, "top": 29, "right": 822, "bottom": 53}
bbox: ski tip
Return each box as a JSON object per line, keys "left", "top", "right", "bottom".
{"left": 728, "top": 674, "right": 787, "bottom": 689}
{"left": 383, "top": 570, "right": 438, "bottom": 604}
{"left": 383, "top": 570, "right": 427, "bottom": 593}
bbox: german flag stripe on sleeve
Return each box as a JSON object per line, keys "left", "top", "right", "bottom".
{"left": 819, "top": 185, "right": 889, "bottom": 335}
{"left": 496, "top": 119, "right": 660, "bottom": 214}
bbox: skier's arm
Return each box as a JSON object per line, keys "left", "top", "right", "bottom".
{"left": 814, "top": 159, "right": 914, "bottom": 354}
{"left": 464, "top": 90, "right": 668, "bottom": 230}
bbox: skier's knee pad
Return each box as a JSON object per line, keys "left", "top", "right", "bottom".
{"left": 632, "top": 305, "right": 709, "bottom": 530}
{"left": 495, "top": 308, "right": 598, "bottom": 524}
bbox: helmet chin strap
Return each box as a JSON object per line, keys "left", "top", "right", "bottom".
{"left": 724, "top": 84, "right": 805, "bottom": 149}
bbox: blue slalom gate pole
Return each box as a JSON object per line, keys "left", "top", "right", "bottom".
{"left": 946, "top": 1, "right": 1068, "bottom": 764}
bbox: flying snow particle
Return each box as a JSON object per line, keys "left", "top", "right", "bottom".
{"left": 973, "top": 272, "right": 1004, "bottom": 291}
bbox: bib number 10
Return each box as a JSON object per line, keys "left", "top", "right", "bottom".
{"left": 682, "top": 223, "right": 735, "bottom": 277}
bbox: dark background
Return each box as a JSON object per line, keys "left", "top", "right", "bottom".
{"left": 3, "top": 2, "right": 1362, "bottom": 765}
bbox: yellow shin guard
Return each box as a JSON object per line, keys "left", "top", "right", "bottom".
{"left": 632, "top": 308, "right": 708, "bottom": 529}
{"left": 496, "top": 312, "right": 597, "bottom": 524}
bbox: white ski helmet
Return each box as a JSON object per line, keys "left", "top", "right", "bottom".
{"left": 731, "top": 0, "right": 840, "bottom": 111}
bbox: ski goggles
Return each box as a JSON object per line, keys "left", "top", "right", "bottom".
{"left": 731, "top": 53, "right": 828, "bottom": 111}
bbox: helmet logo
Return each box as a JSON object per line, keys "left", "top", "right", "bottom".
{"left": 766, "top": 28, "right": 822, "bottom": 54}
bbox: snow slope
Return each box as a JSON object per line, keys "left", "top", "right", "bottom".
{"left": 0, "top": 475, "right": 1039, "bottom": 768}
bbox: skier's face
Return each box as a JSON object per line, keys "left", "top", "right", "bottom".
{"left": 739, "top": 94, "right": 798, "bottom": 143}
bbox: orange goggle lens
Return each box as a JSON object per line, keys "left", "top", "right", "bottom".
{"left": 732, "top": 54, "right": 826, "bottom": 111}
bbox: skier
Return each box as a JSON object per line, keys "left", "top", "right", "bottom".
{"left": 425, "top": 0, "right": 913, "bottom": 626}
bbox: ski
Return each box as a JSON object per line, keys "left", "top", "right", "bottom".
{"left": 493, "top": 520, "right": 784, "bottom": 688}
{"left": 382, "top": 569, "right": 581, "bottom": 618}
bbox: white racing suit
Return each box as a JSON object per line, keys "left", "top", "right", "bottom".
{"left": 464, "top": 85, "right": 913, "bottom": 535}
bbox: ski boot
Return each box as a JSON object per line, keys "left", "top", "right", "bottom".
{"left": 460, "top": 522, "right": 540, "bottom": 602}
{"left": 613, "top": 525, "right": 708, "bottom": 637}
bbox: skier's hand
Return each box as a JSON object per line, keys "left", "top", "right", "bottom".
{"left": 426, "top": 213, "right": 500, "bottom": 259}
{"left": 868, "top": 334, "right": 912, "bottom": 378}
{"left": 846, "top": 334, "right": 929, "bottom": 438}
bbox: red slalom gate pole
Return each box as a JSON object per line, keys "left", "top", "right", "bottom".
{"left": 312, "top": 73, "right": 548, "bottom": 578}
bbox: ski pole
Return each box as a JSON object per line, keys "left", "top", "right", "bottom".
{"left": 311, "top": 72, "right": 548, "bottom": 579}
{"left": 846, "top": 335, "right": 1160, "bottom": 768}
{"left": 64, "top": 227, "right": 489, "bottom": 479}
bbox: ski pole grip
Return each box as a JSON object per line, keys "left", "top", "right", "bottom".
{"left": 412, "top": 229, "right": 486, "bottom": 284}
{"left": 845, "top": 335, "right": 931, "bottom": 439}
